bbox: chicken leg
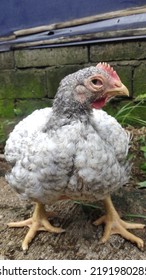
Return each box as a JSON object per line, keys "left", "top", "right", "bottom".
{"left": 8, "top": 202, "right": 65, "bottom": 251}
{"left": 93, "top": 195, "right": 145, "bottom": 249}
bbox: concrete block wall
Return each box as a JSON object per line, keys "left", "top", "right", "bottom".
{"left": 0, "top": 40, "right": 146, "bottom": 143}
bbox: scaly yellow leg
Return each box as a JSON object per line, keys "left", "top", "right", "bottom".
{"left": 93, "top": 195, "right": 145, "bottom": 250}
{"left": 8, "top": 202, "right": 65, "bottom": 251}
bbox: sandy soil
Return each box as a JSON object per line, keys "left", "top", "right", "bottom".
{"left": 0, "top": 127, "right": 146, "bottom": 260}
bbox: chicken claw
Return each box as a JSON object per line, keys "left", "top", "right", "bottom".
{"left": 93, "top": 196, "right": 145, "bottom": 250}
{"left": 8, "top": 202, "right": 65, "bottom": 251}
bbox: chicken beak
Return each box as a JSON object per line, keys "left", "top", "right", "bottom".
{"left": 108, "top": 82, "right": 129, "bottom": 97}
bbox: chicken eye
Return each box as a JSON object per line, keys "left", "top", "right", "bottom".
{"left": 91, "top": 79, "right": 102, "bottom": 86}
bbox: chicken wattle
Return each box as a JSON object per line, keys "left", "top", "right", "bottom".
{"left": 4, "top": 62, "right": 145, "bottom": 251}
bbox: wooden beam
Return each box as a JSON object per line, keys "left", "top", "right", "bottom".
{"left": 12, "top": 27, "right": 146, "bottom": 50}
{"left": 14, "top": 5, "right": 146, "bottom": 37}
{"left": 0, "top": 34, "right": 16, "bottom": 42}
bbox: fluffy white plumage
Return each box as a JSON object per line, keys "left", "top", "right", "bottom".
{"left": 5, "top": 107, "right": 130, "bottom": 203}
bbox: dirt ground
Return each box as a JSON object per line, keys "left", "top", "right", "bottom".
{"left": 0, "top": 127, "right": 146, "bottom": 260}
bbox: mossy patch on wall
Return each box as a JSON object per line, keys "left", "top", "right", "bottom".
{"left": 0, "top": 99, "right": 15, "bottom": 118}
{"left": 0, "top": 70, "right": 47, "bottom": 99}
{"left": 46, "top": 65, "right": 82, "bottom": 98}
{"left": 133, "top": 63, "right": 146, "bottom": 96}
{"left": 15, "top": 98, "right": 53, "bottom": 117}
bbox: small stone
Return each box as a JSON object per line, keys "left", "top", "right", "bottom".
{"left": 0, "top": 254, "right": 6, "bottom": 260}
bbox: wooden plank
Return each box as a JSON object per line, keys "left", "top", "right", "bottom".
{"left": 12, "top": 27, "right": 146, "bottom": 50}
{"left": 0, "top": 34, "right": 16, "bottom": 42}
{"left": 14, "top": 5, "right": 146, "bottom": 37}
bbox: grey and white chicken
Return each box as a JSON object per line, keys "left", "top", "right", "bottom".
{"left": 5, "top": 62, "right": 144, "bottom": 251}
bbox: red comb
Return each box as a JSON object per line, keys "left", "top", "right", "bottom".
{"left": 96, "top": 62, "right": 120, "bottom": 81}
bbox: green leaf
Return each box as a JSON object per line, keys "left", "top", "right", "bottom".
{"left": 139, "top": 135, "right": 146, "bottom": 145}
{"left": 73, "top": 200, "right": 101, "bottom": 209}
{"left": 14, "top": 108, "right": 23, "bottom": 116}
{"left": 113, "top": 99, "right": 146, "bottom": 126}
{"left": 125, "top": 213, "right": 146, "bottom": 219}
{"left": 140, "top": 163, "right": 146, "bottom": 171}
{"left": 137, "top": 181, "right": 146, "bottom": 188}
{"left": 140, "top": 147, "right": 146, "bottom": 153}
{"left": 135, "top": 93, "right": 146, "bottom": 101}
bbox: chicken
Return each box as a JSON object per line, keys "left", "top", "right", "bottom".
{"left": 5, "top": 62, "right": 145, "bottom": 251}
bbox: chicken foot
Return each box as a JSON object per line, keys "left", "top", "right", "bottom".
{"left": 8, "top": 202, "right": 65, "bottom": 251}
{"left": 93, "top": 195, "right": 145, "bottom": 250}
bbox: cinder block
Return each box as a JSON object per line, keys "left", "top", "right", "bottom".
{"left": 90, "top": 41, "right": 146, "bottom": 62}
{"left": 0, "top": 51, "right": 14, "bottom": 69}
{"left": 0, "top": 69, "right": 47, "bottom": 98}
{"left": 15, "top": 46, "right": 88, "bottom": 68}
{"left": 133, "top": 63, "right": 146, "bottom": 96}
{"left": 46, "top": 65, "right": 82, "bottom": 97}
{"left": 15, "top": 98, "right": 53, "bottom": 117}
{"left": 0, "top": 99, "right": 15, "bottom": 118}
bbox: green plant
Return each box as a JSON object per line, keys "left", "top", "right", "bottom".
{"left": 124, "top": 213, "right": 146, "bottom": 220}
{"left": 74, "top": 200, "right": 100, "bottom": 209}
{"left": 137, "top": 181, "right": 146, "bottom": 188}
{"left": 137, "top": 145, "right": 146, "bottom": 188}
{"left": 140, "top": 146, "right": 146, "bottom": 172}
{"left": 114, "top": 98, "right": 146, "bottom": 126}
